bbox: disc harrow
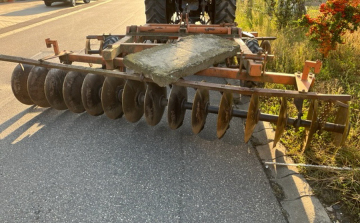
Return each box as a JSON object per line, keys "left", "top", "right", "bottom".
{"left": 0, "top": 22, "right": 352, "bottom": 149}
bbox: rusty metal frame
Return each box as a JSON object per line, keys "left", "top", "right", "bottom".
{"left": 39, "top": 32, "right": 319, "bottom": 91}
{"left": 0, "top": 20, "right": 353, "bottom": 146}
{"left": 14, "top": 23, "right": 346, "bottom": 105}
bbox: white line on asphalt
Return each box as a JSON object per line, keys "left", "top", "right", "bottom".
{"left": 0, "top": 0, "right": 113, "bottom": 39}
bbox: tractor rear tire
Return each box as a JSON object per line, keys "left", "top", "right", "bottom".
{"left": 44, "top": 1, "right": 52, "bottom": 6}
{"left": 145, "top": 0, "right": 174, "bottom": 23}
{"left": 242, "top": 38, "right": 263, "bottom": 88}
{"left": 102, "top": 36, "right": 120, "bottom": 68}
{"left": 212, "top": 0, "right": 236, "bottom": 24}
{"left": 103, "top": 36, "right": 120, "bottom": 50}
{"left": 245, "top": 38, "right": 260, "bottom": 53}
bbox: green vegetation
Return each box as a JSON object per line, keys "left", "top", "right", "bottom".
{"left": 236, "top": 0, "right": 360, "bottom": 221}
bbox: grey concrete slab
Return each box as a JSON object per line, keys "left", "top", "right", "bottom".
{"left": 123, "top": 34, "right": 240, "bottom": 86}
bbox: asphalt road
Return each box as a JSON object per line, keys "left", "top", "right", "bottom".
{"left": 0, "top": 0, "right": 287, "bottom": 222}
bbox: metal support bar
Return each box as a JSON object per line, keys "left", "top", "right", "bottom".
{"left": 295, "top": 60, "right": 322, "bottom": 92}
{"left": 45, "top": 38, "right": 60, "bottom": 55}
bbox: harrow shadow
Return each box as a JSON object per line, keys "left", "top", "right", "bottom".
{"left": 0, "top": 106, "right": 54, "bottom": 143}
{"left": 0, "top": 105, "right": 38, "bottom": 133}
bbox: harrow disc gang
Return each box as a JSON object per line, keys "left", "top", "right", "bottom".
{"left": 63, "top": 71, "right": 86, "bottom": 113}
{"left": 11, "top": 63, "right": 34, "bottom": 105}
{"left": 81, "top": 73, "right": 105, "bottom": 116}
{"left": 27, "top": 66, "right": 50, "bottom": 107}
{"left": 144, "top": 83, "right": 167, "bottom": 126}
{"left": 101, "top": 76, "right": 126, "bottom": 120}
{"left": 122, "top": 80, "right": 146, "bottom": 123}
{"left": 7, "top": 63, "right": 351, "bottom": 148}
{"left": 44, "top": 68, "right": 68, "bottom": 110}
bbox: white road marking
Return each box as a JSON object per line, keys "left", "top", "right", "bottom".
{"left": 0, "top": 0, "right": 113, "bottom": 39}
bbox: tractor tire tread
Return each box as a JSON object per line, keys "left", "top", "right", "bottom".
{"left": 245, "top": 38, "right": 260, "bottom": 54}
{"left": 214, "top": 0, "right": 236, "bottom": 24}
{"left": 145, "top": 0, "right": 167, "bottom": 23}
{"left": 103, "top": 36, "right": 120, "bottom": 50}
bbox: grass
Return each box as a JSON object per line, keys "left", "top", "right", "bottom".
{"left": 236, "top": 0, "right": 360, "bottom": 221}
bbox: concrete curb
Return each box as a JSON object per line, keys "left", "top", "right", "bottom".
{"left": 235, "top": 92, "right": 331, "bottom": 223}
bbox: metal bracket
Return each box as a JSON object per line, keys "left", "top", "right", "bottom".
{"left": 45, "top": 38, "right": 60, "bottom": 55}
{"left": 295, "top": 60, "right": 322, "bottom": 92}
{"left": 41, "top": 38, "right": 73, "bottom": 64}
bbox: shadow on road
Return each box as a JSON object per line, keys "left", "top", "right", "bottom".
{"left": 0, "top": 93, "right": 286, "bottom": 222}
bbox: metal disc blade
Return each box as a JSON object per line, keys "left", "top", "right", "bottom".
{"left": 122, "top": 80, "right": 146, "bottom": 123}
{"left": 27, "top": 66, "right": 50, "bottom": 107}
{"left": 144, "top": 83, "right": 167, "bottom": 126}
{"left": 167, "top": 85, "right": 187, "bottom": 130}
{"left": 63, "top": 71, "right": 86, "bottom": 113}
{"left": 44, "top": 69, "right": 68, "bottom": 110}
{"left": 81, "top": 73, "right": 105, "bottom": 116}
{"left": 303, "top": 100, "right": 319, "bottom": 151}
{"left": 11, "top": 63, "right": 34, "bottom": 105}
{"left": 191, "top": 88, "right": 209, "bottom": 134}
{"left": 244, "top": 94, "right": 260, "bottom": 143}
{"left": 217, "top": 92, "right": 233, "bottom": 139}
{"left": 101, "top": 77, "right": 126, "bottom": 120}
{"left": 273, "top": 97, "right": 288, "bottom": 147}
{"left": 332, "top": 102, "right": 350, "bottom": 146}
